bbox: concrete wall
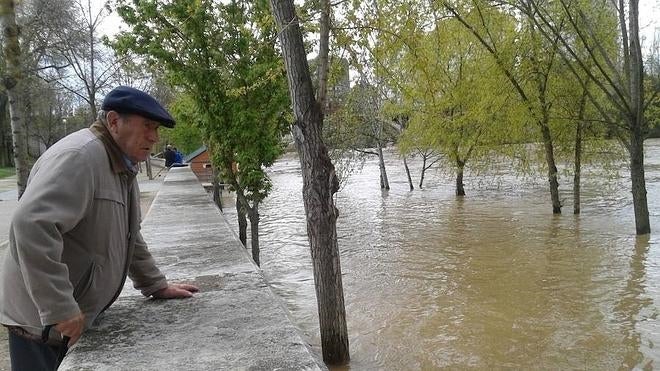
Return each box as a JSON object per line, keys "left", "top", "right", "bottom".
{"left": 59, "top": 167, "right": 324, "bottom": 371}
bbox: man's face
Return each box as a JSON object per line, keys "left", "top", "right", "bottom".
{"left": 107, "top": 112, "right": 160, "bottom": 163}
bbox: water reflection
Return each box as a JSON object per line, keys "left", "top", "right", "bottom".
{"left": 222, "top": 140, "right": 660, "bottom": 369}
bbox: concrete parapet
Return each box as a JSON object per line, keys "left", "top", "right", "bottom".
{"left": 60, "top": 167, "right": 324, "bottom": 370}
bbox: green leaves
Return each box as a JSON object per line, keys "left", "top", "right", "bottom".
{"left": 113, "top": 0, "right": 290, "bottom": 205}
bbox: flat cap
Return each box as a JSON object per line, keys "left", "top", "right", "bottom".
{"left": 102, "top": 86, "right": 176, "bottom": 128}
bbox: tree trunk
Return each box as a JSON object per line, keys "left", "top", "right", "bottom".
{"left": 419, "top": 155, "right": 427, "bottom": 188}
{"left": 540, "top": 122, "right": 561, "bottom": 213}
{"left": 0, "top": 0, "right": 29, "bottom": 199}
{"left": 0, "top": 91, "right": 8, "bottom": 167}
{"left": 403, "top": 155, "right": 413, "bottom": 191}
{"left": 145, "top": 156, "right": 153, "bottom": 180}
{"left": 456, "top": 161, "right": 465, "bottom": 196}
{"left": 629, "top": 126, "right": 650, "bottom": 234}
{"left": 316, "top": 0, "right": 330, "bottom": 110}
{"left": 236, "top": 197, "right": 247, "bottom": 246}
{"left": 377, "top": 143, "right": 389, "bottom": 190}
{"left": 212, "top": 169, "right": 223, "bottom": 212}
{"left": 86, "top": 0, "right": 97, "bottom": 122}
{"left": 269, "top": 0, "right": 350, "bottom": 365}
{"left": 573, "top": 121, "right": 582, "bottom": 215}
{"left": 627, "top": 0, "right": 649, "bottom": 235}
{"left": 248, "top": 203, "right": 260, "bottom": 267}
{"left": 573, "top": 89, "right": 586, "bottom": 215}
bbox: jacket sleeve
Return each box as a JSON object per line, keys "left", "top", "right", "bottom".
{"left": 128, "top": 231, "right": 168, "bottom": 296}
{"left": 127, "top": 181, "right": 167, "bottom": 296}
{"left": 11, "top": 150, "right": 94, "bottom": 325}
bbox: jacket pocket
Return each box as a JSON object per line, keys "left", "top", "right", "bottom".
{"left": 73, "top": 261, "right": 97, "bottom": 300}
{"left": 95, "top": 189, "right": 125, "bottom": 206}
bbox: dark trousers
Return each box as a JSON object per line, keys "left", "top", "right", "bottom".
{"left": 8, "top": 331, "right": 67, "bottom": 371}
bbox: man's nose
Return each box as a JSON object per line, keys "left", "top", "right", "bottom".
{"left": 147, "top": 128, "right": 159, "bottom": 143}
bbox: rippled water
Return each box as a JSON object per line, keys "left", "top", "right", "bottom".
{"left": 223, "top": 140, "right": 660, "bottom": 370}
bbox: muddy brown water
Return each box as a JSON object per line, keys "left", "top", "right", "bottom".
{"left": 223, "top": 140, "right": 660, "bottom": 370}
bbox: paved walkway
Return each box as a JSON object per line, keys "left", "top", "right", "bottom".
{"left": 59, "top": 167, "right": 323, "bottom": 370}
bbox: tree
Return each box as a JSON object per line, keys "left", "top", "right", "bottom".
{"left": 0, "top": 0, "right": 29, "bottom": 198}
{"left": 442, "top": 1, "right": 568, "bottom": 210}
{"left": 326, "top": 79, "right": 395, "bottom": 189}
{"left": 115, "top": 0, "right": 289, "bottom": 265}
{"left": 521, "top": 0, "right": 656, "bottom": 234}
{"left": 269, "top": 0, "right": 350, "bottom": 365}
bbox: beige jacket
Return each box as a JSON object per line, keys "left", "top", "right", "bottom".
{"left": 0, "top": 124, "right": 167, "bottom": 338}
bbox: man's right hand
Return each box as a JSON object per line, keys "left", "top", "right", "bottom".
{"left": 54, "top": 312, "right": 85, "bottom": 346}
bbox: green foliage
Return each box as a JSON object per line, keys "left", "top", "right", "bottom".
{"left": 114, "top": 0, "right": 290, "bottom": 205}
{"left": 167, "top": 93, "right": 204, "bottom": 155}
{"left": 0, "top": 167, "right": 13, "bottom": 178}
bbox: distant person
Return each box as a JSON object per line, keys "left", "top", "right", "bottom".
{"left": 164, "top": 144, "right": 176, "bottom": 167}
{"left": 173, "top": 147, "right": 184, "bottom": 164}
{"left": 0, "top": 86, "right": 199, "bottom": 370}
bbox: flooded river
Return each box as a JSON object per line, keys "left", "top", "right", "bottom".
{"left": 224, "top": 140, "right": 660, "bottom": 370}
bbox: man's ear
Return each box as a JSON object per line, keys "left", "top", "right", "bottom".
{"left": 106, "top": 111, "right": 121, "bottom": 133}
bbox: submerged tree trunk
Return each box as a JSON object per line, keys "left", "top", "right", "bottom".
{"left": 573, "top": 90, "right": 587, "bottom": 215}
{"left": 456, "top": 160, "right": 465, "bottom": 196}
{"left": 629, "top": 128, "right": 650, "bottom": 234}
{"left": 248, "top": 203, "right": 260, "bottom": 266}
{"left": 377, "top": 143, "right": 389, "bottom": 190}
{"left": 0, "top": 0, "right": 29, "bottom": 199}
{"left": 540, "top": 122, "right": 561, "bottom": 213}
{"left": 270, "top": 0, "right": 350, "bottom": 365}
{"left": 403, "top": 156, "right": 413, "bottom": 190}
{"left": 236, "top": 197, "right": 247, "bottom": 247}
{"left": 573, "top": 121, "right": 582, "bottom": 215}
{"left": 419, "top": 155, "right": 427, "bottom": 188}
{"left": 627, "top": 0, "right": 649, "bottom": 235}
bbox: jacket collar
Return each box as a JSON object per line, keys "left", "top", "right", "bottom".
{"left": 90, "top": 121, "right": 136, "bottom": 175}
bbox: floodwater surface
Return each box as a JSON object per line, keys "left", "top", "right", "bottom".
{"left": 224, "top": 140, "right": 660, "bottom": 370}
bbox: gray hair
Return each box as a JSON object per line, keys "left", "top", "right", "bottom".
{"left": 97, "top": 110, "right": 108, "bottom": 125}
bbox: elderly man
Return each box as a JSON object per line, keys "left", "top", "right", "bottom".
{"left": 0, "top": 86, "right": 198, "bottom": 370}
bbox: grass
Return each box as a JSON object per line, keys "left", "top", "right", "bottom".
{"left": 0, "top": 167, "right": 14, "bottom": 179}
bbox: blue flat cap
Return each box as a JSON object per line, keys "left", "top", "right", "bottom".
{"left": 102, "top": 86, "right": 176, "bottom": 128}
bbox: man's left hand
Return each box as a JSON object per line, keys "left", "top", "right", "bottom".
{"left": 152, "top": 283, "right": 199, "bottom": 299}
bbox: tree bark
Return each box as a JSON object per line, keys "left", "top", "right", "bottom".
{"left": 0, "top": 0, "right": 29, "bottom": 199}
{"left": 269, "top": 0, "right": 350, "bottom": 365}
{"left": 419, "top": 155, "right": 427, "bottom": 188}
{"left": 316, "top": 0, "right": 330, "bottom": 111}
{"left": 236, "top": 197, "right": 247, "bottom": 247}
{"left": 540, "top": 122, "right": 561, "bottom": 214}
{"left": 248, "top": 203, "right": 260, "bottom": 267}
{"left": 627, "top": 0, "right": 649, "bottom": 235}
{"left": 573, "top": 90, "right": 586, "bottom": 215}
{"left": 0, "top": 92, "right": 8, "bottom": 167}
{"left": 629, "top": 125, "right": 650, "bottom": 234}
{"left": 456, "top": 161, "right": 465, "bottom": 196}
{"left": 145, "top": 156, "right": 153, "bottom": 180}
{"left": 212, "top": 169, "right": 223, "bottom": 212}
{"left": 377, "top": 143, "right": 389, "bottom": 190}
{"left": 403, "top": 155, "right": 413, "bottom": 191}
{"left": 573, "top": 121, "right": 582, "bottom": 215}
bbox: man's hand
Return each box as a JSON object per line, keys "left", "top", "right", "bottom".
{"left": 152, "top": 283, "right": 199, "bottom": 299}
{"left": 54, "top": 312, "right": 85, "bottom": 346}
